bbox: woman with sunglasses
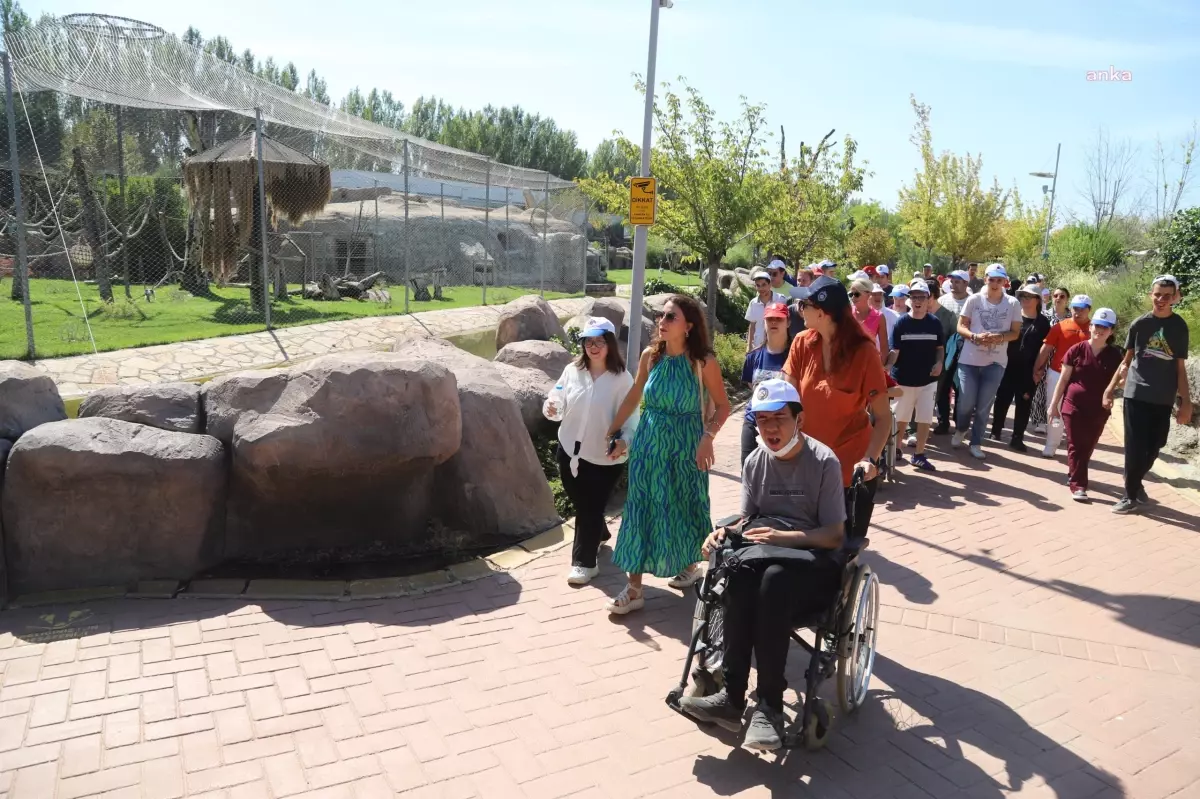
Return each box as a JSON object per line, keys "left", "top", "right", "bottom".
{"left": 543, "top": 318, "right": 638, "bottom": 586}
{"left": 1030, "top": 287, "right": 1071, "bottom": 432}
{"left": 785, "top": 277, "right": 892, "bottom": 537}
{"left": 604, "top": 295, "right": 731, "bottom": 614}
{"left": 849, "top": 277, "right": 890, "bottom": 365}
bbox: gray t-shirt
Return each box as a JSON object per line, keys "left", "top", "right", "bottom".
{"left": 1125, "top": 312, "right": 1189, "bottom": 406}
{"left": 958, "top": 292, "right": 1021, "bottom": 368}
{"left": 741, "top": 435, "right": 846, "bottom": 532}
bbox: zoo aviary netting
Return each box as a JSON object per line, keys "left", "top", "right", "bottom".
{"left": 4, "top": 13, "right": 575, "bottom": 190}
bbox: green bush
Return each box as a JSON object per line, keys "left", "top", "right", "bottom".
{"left": 1049, "top": 224, "right": 1125, "bottom": 273}
{"left": 643, "top": 277, "right": 681, "bottom": 295}
{"left": 1160, "top": 207, "right": 1200, "bottom": 295}
{"left": 533, "top": 432, "right": 574, "bottom": 519}
{"left": 722, "top": 241, "right": 755, "bottom": 270}
{"left": 691, "top": 285, "right": 750, "bottom": 336}
{"left": 646, "top": 233, "right": 670, "bottom": 271}
{"left": 713, "top": 333, "right": 746, "bottom": 384}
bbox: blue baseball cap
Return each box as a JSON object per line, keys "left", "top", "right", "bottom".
{"left": 749, "top": 378, "right": 801, "bottom": 413}
{"left": 579, "top": 317, "right": 616, "bottom": 338}
{"left": 1092, "top": 307, "right": 1117, "bottom": 327}
{"left": 890, "top": 284, "right": 910, "bottom": 298}
{"left": 1069, "top": 294, "right": 1092, "bottom": 309}
{"left": 985, "top": 263, "right": 1008, "bottom": 279}
{"left": 950, "top": 270, "right": 970, "bottom": 281}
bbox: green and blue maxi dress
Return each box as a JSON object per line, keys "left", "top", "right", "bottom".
{"left": 612, "top": 353, "right": 710, "bottom": 577}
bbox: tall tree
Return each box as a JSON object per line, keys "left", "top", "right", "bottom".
{"left": 1152, "top": 123, "right": 1197, "bottom": 225}
{"left": 587, "top": 138, "right": 639, "bottom": 183}
{"left": 1082, "top": 127, "right": 1140, "bottom": 229}
{"left": 579, "top": 79, "right": 772, "bottom": 331}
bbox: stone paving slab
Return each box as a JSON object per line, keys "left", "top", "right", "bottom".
{"left": 32, "top": 297, "right": 596, "bottom": 399}
{"left": 1, "top": 408, "right": 1198, "bottom": 797}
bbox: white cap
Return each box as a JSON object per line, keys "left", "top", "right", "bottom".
{"left": 749, "top": 378, "right": 801, "bottom": 413}
{"left": 923, "top": 263, "right": 933, "bottom": 269}
{"left": 871, "top": 283, "right": 885, "bottom": 294}
{"left": 1153, "top": 274, "right": 1181, "bottom": 289}
{"left": 890, "top": 284, "right": 910, "bottom": 297}
{"left": 1069, "top": 294, "right": 1092, "bottom": 309}
{"left": 1016, "top": 283, "right": 1040, "bottom": 297}
{"left": 985, "top": 263, "right": 1008, "bottom": 279}
{"left": 850, "top": 270, "right": 869, "bottom": 281}
{"left": 950, "top": 270, "right": 970, "bottom": 281}
{"left": 579, "top": 317, "right": 617, "bottom": 338}
{"left": 751, "top": 270, "right": 771, "bottom": 282}
{"left": 1092, "top": 307, "right": 1117, "bottom": 327}
{"left": 909, "top": 279, "right": 931, "bottom": 295}
{"left": 876, "top": 265, "right": 890, "bottom": 275}
{"left": 768, "top": 259, "right": 787, "bottom": 271}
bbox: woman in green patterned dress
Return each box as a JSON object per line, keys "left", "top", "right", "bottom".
{"left": 604, "top": 295, "right": 732, "bottom": 614}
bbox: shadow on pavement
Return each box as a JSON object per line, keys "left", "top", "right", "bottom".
{"left": 691, "top": 655, "right": 1124, "bottom": 798}
{"left": 862, "top": 551, "right": 938, "bottom": 605}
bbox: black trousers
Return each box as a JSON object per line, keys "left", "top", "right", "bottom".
{"left": 1123, "top": 398, "right": 1173, "bottom": 500}
{"left": 721, "top": 556, "right": 842, "bottom": 711}
{"left": 935, "top": 350, "right": 960, "bottom": 429}
{"left": 740, "top": 418, "right": 758, "bottom": 469}
{"left": 991, "top": 360, "right": 1034, "bottom": 443}
{"left": 556, "top": 445, "right": 624, "bottom": 568}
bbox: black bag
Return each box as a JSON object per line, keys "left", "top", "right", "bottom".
{"left": 719, "top": 516, "right": 839, "bottom": 573}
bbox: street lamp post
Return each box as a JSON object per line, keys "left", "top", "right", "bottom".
{"left": 1031, "top": 142, "right": 1061, "bottom": 261}
{"left": 625, "top": 0, "right": 672, "bottom": 370}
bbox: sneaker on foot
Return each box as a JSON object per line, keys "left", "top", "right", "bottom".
{"left": 910, "top": 453, "right": 937, "bottom": 471}
{"left": 989, "top": 432, "right": 1003, "bottom": 442}
{"left": 678, "top": 688, "right": 745, "bottom": 732}
{"left": 1033, "top": 423, "right": 1046, "bottom": 434}
{"left": 567, "top": 565, "right": 599, "bottom": 586}
{"left": 1072, "top": 489, "right": 1089, "bottom": 502}
{"left": 894, "top": 452, "right": 907, "bottom": 465}
{"left": 932, "top": 424, "right": 950, "bottom": 436}
{"left": 743, "top": 705, "right": 784, "bottom": 752}
{"left": 1137, "top": 487, "right": 1151, "bottom": 504}
{"left": 951, "top": 430, "right": 967, "bottom": 449}
{"left": 969, "top": 444, "right": 986, "bottom": 460}
{"left": 1008, "top": 439, "right": 1027, "bottom": 453}
{"left": 1111, "top": 497, "right": 1138, "bottom": 515}
{"left": 904, "top": 435, "right": 917, "bottom": 447}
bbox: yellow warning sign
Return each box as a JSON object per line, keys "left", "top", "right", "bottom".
{"left": 629, "top": 177, "right": 657, "bottom": 226}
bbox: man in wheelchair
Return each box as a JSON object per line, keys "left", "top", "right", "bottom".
{"left": 679, "top": 378, "right": 847, "bottom": 751}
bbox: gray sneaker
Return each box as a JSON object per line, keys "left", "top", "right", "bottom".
{"left": 742, "top": 705, "right": 784, "bottom": 752}
{"left": 1137, "top": 487, "right": 1151, "bottom": 504}
{"left": 678, "top": 688, "right": 744, "bottom": 732}
{"left": 1111, "top": 497, "right": 1138, "bottom": 515}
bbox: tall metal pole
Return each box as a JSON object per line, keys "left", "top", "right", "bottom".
{"left": 254, "top": 109, "right": 271, "bottom": 328}
{"left": 402, "top": 140, "right": 411, "bottom": 313}
{"left": 483, "top": 158, "right": 491, "bottom": 306}
{"left": 1041, "top": 143, "right": 1061, "bottom": 261}
{"left": 3, "top": 52, "right": 34, "bottom": 359}
{"left": 116, "top": 104, "right": 131, "bottom": 298}
{"left": 540, "top": 172, "right": 550, "bottom": 297}
{"left": 625, "top": 0, "right": 663, "bottom": 369}
{"left": 504, "top": 187, "right": 510, "bottom": 278}
{"left": 372, "top": 179, "right": 379, "bottom": 274}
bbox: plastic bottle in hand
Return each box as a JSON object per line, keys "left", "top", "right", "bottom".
{"left": 543, "top": 385, "right": 566, "bottom": 422}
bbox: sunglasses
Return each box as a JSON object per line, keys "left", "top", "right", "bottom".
{"left": 848, "top": 291, "right": 862, "bottom": 299}
{"left": 655, "top": 310, "right": 678, "bottom": 323}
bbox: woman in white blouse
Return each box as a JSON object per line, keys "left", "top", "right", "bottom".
{"left": 544, "top": 317, "right": 639, "bottom": 586}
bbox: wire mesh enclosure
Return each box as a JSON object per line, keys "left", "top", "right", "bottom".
{"left": 0, "top": 13, "right": 589, "bottom": 360}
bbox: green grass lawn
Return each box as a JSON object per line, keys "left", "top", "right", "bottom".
{"left": 0, "top": 278, "right": 579, "bottom": 360}
{"left": 605, "top": 268, "right": 704, "bottom": 288}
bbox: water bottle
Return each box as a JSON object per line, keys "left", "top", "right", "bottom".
{"left": 1044, "top": 417, "right": 1065, "bottom": 456}
{"left": 544, "top": 385, "right": 566, "bottom": 422}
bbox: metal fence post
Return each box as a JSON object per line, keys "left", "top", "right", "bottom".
{"left": 254, "top": 108, "right": 271, "bottom": 329}
{"left": 540, "top": 173, "right": 550, "bottom": 297}
{"left": 3, "top": 52, "right": 35, "bottom": 360}
{"left": 482, "top": 158, "right": 491, "bottom": 306}
{"left": 581, "top": 198, "right": 590, "bottom": 296}
{"left": 402, "top": 139, "right": 410, "bottom": 314}
{"left": 504, "top": 187, "right": 511, "bottom": 280}
{"left": 372, "top": 179, "right": 379, "bottom": 275}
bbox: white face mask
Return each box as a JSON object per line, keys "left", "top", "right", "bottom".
{"left": 757, "top": 425, "right": 802, "bottom": 459}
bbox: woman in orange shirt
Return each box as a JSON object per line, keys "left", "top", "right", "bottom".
{"left": 785, "top": 277, "right": 893, "bottom": 537}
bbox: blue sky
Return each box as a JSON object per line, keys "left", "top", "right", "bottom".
{"left": 30, "top": 0, "right": 1200, "bottom": 219}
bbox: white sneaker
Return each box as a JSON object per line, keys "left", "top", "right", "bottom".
{"left": 1033, "top": 424, "right": 1046, "bottom": 434}
{"left": 969, "top": 444, "right": 986, "bottom": 460}
{"left": 905, "top": 435, "right": 917, "bottom": 447}
{"left": 567, "top": 565, "right": 599, "bottom": 586}
{"left": 951, "top": 431, "right": 967, "bottom": 449}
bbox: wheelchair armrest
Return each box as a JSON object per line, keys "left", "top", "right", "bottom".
{"left": 714, "top": 514, "right": 742, "bottom": 529}
{"left": 842, "top": 537, "right": 869, "bottom": 556}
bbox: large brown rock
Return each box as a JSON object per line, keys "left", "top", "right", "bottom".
{"left": 1, "top": 418, "right": 226, "bottom": 595}
{"left": 78, "top": 382, "right": 203, "bottom": 434}
{"left": 203, "top": 353, "right": 461, "bottom": 559}
{"left": 493, "top": 362, "right": 554, "bottom": 436}
{"left": 494, "top": 340, "right": 573, "bottom": 379}
{"left": 0, "top": 360, "right": 66, "bottom": 441}
{"left": 494, "top": 295, "right": 566, "bottom": 351}
{"left": 393, "top": 337, "right": 559, "bottom": 537}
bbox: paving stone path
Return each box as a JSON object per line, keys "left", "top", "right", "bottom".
{"left": 1, "top": 408, "right": 1198, "bottom": 797}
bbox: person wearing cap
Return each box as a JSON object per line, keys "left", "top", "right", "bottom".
{"left": 849, "top": 277, "right": 891, "bottom": 364}
{"left": 745, "top": 270, "right": 788, "bottom": 352}
{"left": 888, "top": 280, "right": 944, "bottom": 471}
{"left": 991, "top": 284, "right": 1051, "bottom": 452}
{"left": 876, "top": 264, "right": 894, "bottom": 303}
{"left": 543, "top": 319, "right": 638, "bottom": 585}
{"left": 1105, "top": 275, "right": 1192, "bottom": 514}
{"left": 932, "top": 270, "right": 972, "bottom": 434}
{"left": 1033, "top": 294, "right": 1093, "bottom": 457}
{"left": 606, "top": 295, "right": 732, "bottom": 614}
{"left": 785, "top": 277, "right": 892, "bottom": 536}
{"left": 768, "top": 258, "right": 806, "bottom": 301}
{"left": 890, "top": 284, "right": 910, "bottom": 315}
{"left": 1047, "top": 307, "right": 1122, "bottom": 501}
{"left": 767, "top": 256, "right": 798, "bottom": 288}
{"left": 953, "top": 264, "right": 1023, "bottom": 459}
{"left": 681, "top": 378, "right": 847, "bottom": 751}
{"left": 966, "top": 262, "right": 984, "bottom": 294}
{"left": 869, "top": 283, "right": 903, "bottom": 345}
{"left": 738, "top": 303, "right": 792, "bottom": 467}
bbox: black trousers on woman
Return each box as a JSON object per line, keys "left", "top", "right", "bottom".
{"left": 556, "top": 445, "right": 624, "bottom": 568}
{"left": 991, "top": 359, "right": 1034, "bottom": 444}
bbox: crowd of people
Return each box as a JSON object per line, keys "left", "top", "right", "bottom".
{"left": 540, "top": 260, "right": 1190, "bottom": 750}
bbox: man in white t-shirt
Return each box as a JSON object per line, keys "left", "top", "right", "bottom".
{"left": 745, "top": 270, "right": 788, "bottom": 351}
{"left": 952, "top": 263, "right": 1022, "bottom": 459}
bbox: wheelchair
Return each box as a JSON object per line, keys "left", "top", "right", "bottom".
{"left": 665, "top": 470, "right": 880, "bottom": 751}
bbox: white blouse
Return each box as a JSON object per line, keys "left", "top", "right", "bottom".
{"left": 543, "top": 364, "right": 639, "bottom": 475}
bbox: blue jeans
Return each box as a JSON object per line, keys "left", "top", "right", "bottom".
{"left": 956, "top": 363, "right": 1005, "bottom": 447}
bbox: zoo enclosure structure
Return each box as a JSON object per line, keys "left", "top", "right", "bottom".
{"left": 0, "top": 12, "right": 592, "bottom": 360}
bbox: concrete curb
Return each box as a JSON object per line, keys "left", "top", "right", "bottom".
{"left": 5, "top": 521, "right": 575, "bottom": 609}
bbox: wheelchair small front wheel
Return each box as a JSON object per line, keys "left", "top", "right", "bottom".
{"left": 687, "top": 668, "right": 720, "bottom": 698}
{"left": 836, "top": 566, "right": 879, "bottom": 713}
{"left": 801, "top": 698, "right": 832, "bottom": 751}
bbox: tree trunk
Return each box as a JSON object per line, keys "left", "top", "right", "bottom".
{"left": 71, "top": 148, "right": 113, "bottom": 303}
{"left": 705, "top": 255, "right": 719, "bottom": 337}
{"left": 179, "top": 211, "right": 209, "bottom": 296}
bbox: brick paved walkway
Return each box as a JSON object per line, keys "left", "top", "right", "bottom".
{"left": 1, "top": 418, "right": 1198, "bottom": 797}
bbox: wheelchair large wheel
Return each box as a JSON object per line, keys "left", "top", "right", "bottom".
{"left": 836, "top": 566, "right": 879, "bottom": 713}
{"left": 687, "top": 598, "right": 725, "bottom": 697}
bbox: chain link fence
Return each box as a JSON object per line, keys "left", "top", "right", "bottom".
{"left": 0, "top": 14, "right": 589, "bottom": 361}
